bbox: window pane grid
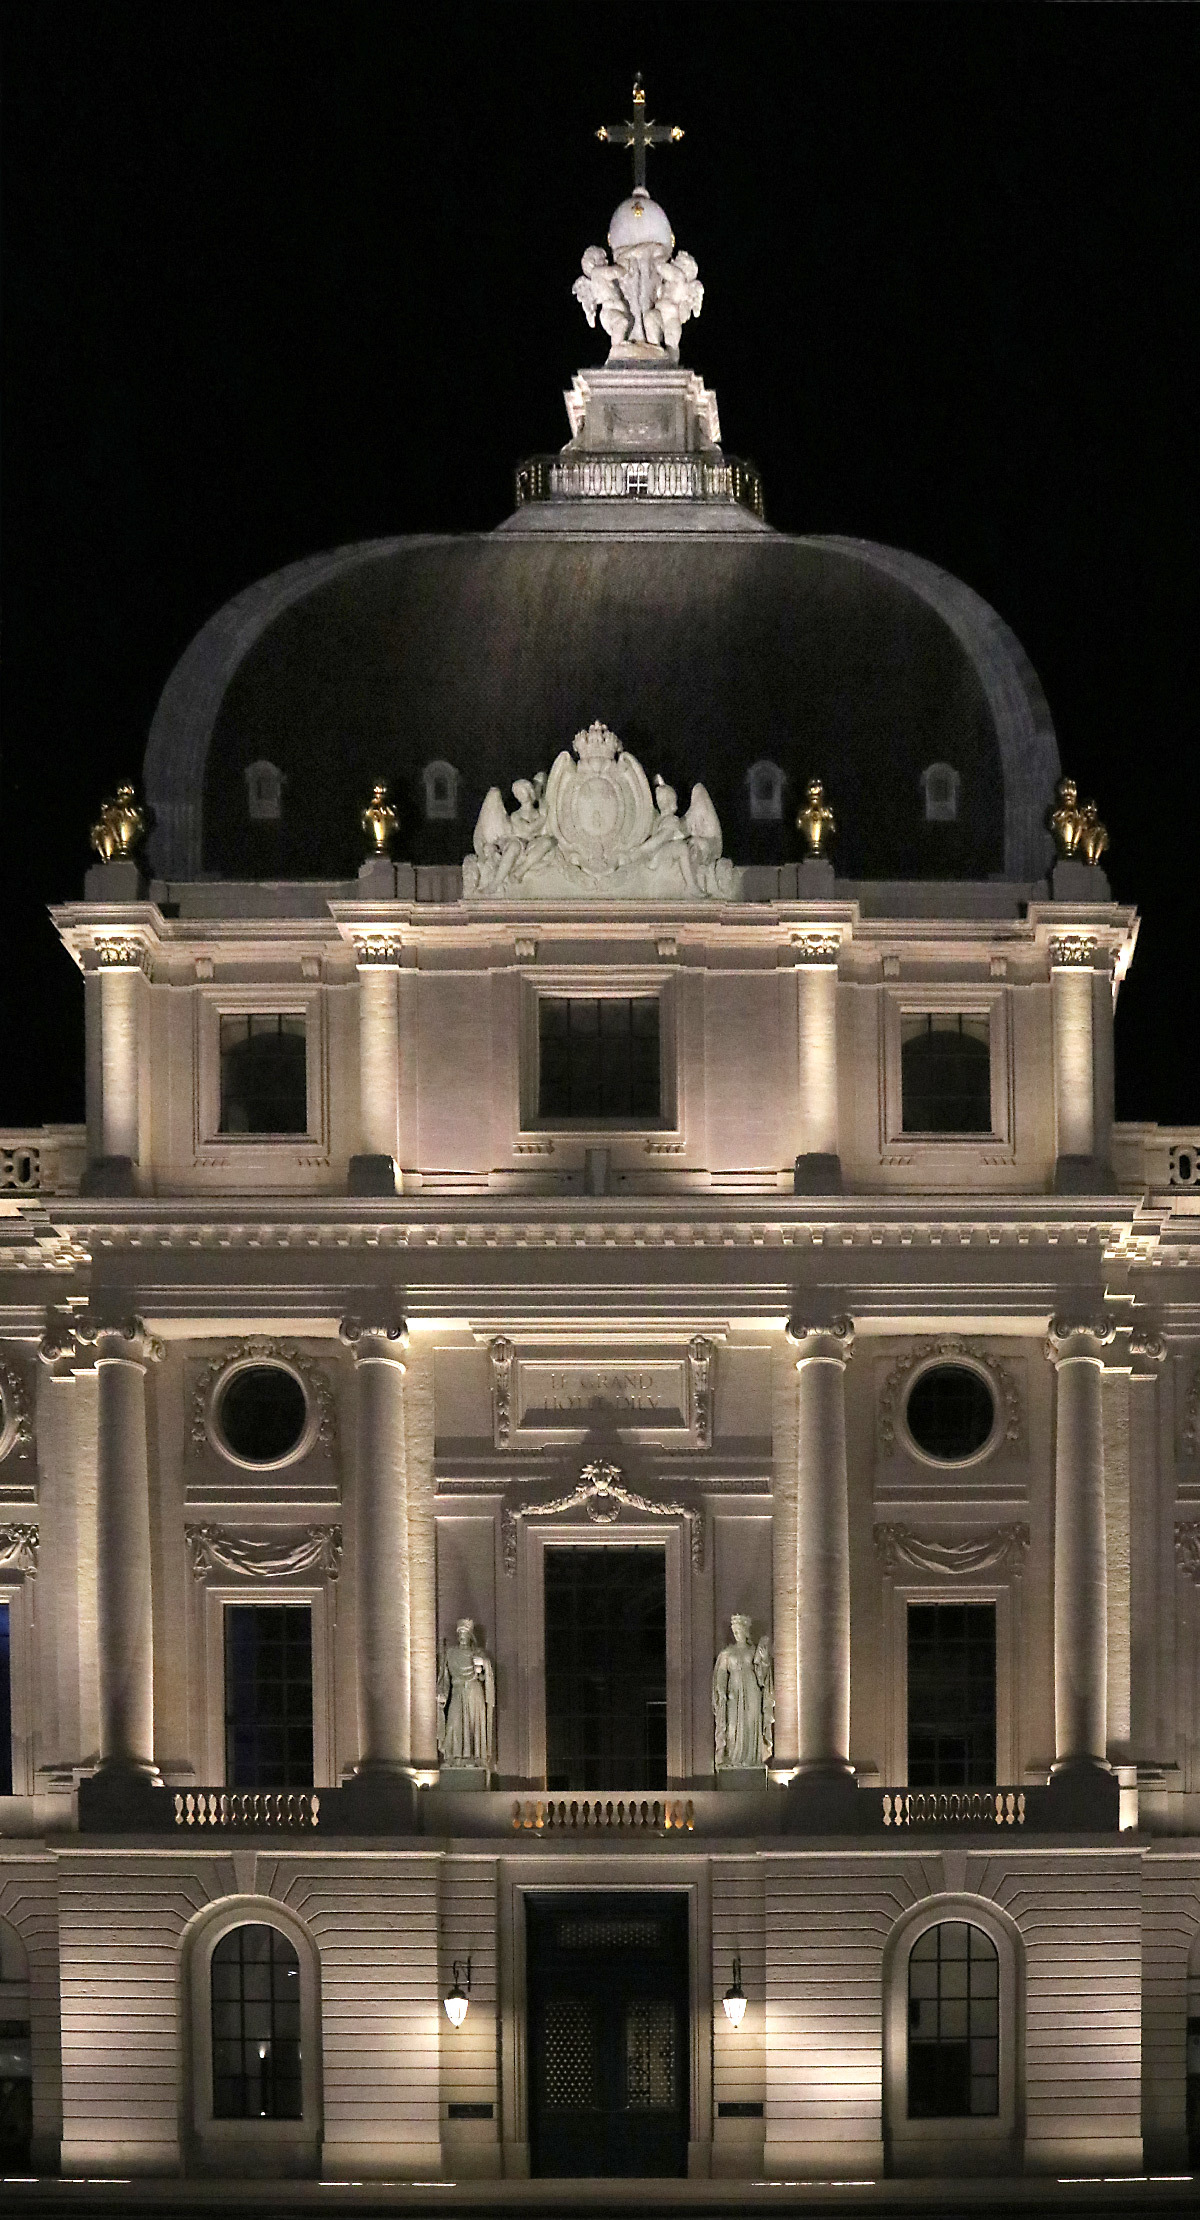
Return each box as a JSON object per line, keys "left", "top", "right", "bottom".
{"left": 908, "top": 1921, "right": 999, "bottom": 2118}
{"left": 0, "top": 1603, "right": 11, "bottom": 1797}
{"left": 544, "top": 1548, "right": 667, "bottom": 1791}
{"left": 900, "top": 1013, "right": 991, "bottom": 1134}
{"left": 219, "top": 1014, "right": 307, "bottom": 1134}
{"left": 211, "top": 1923, "right": 302, "bottom": 2120}
{"left": 538, "top": 998, "right": 661, "bottom": 1122}
{"left": 908, "top": 1603, "right": 996, "bottom": 1789}
{"left": 224, "top": 1605, "right": 314, "bottom": 1790}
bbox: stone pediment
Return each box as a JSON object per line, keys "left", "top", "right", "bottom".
{"left": 462, "top": 722, "right": 739, "bottom": 900}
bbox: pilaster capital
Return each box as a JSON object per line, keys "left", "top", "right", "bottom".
{"left": 1049, "top": 934, "right": 1098, "bottom": 970}
{"left": 340, "top": 1313, "right": 409, "bottom": 1366}
{"left": 91, "top": 1314, "right": 165, "bottom": 1366}
{"left": 786, "top": 1314, "right": 854, "bottom": 1366}
{"left": 1045, "top": 1314, "right": 1115, "bottom": 1364}
{"left": 353, "top": 936, "right": 402, "bottom": 968}
{"left": 39, "top": 1309, "right": 90, "bottom": 1371}
{"left": 1129, "top": 1328, "right": 1167, "bottom": 1365}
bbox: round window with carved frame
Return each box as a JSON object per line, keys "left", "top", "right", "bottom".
{"left": 902, "top": 1358, "right": 999, "bottom": 1468}
{"left": 208, "top": 1358, "right": 314, "bottom": 1470}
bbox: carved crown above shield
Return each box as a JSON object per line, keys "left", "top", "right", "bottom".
{"left": 463, "top": 722, "right": 738, "bottom": 901}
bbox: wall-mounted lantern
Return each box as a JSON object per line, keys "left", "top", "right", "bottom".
{"left": 444, "top": 1956, "right": 472, "bottom": 2027}
{"left": 722, "top": 1956, "right": 747, "bottom": 2028}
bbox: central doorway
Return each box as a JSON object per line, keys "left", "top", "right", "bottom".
{"left": 526, "top": 1892, "right": 689, "bottom": 2178}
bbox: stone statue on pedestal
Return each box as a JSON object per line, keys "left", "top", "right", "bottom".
{"left": 437, "top": 1619, "right": 495, "bottom": 1774}
{"left": 712, "top": 1615, "right": 774, "bottom": 1772}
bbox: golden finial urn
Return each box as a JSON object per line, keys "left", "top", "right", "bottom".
{"left": 90, "top": 783, "right": 147, "bottom": 863}
{"left": 361, "top": 782, "right": 398, "bottom": 857}
{"left": 797, "top": 778, "right": 835, "bottom": 858}
{"left": 1050, "top": 777, "right": 1109, "bottom": 865}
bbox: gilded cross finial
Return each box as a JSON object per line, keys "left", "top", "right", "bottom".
{"left": 90, "top": 783, "right": 146, "bottom": 863}
{"left": 361, "top": 782, "right": 398, "bottom": 857}
{"left": 797, "top": 778, "right": 836, "bottom": 858}
{"left": 596, "top": 75, "right": 684, "bottom": 194}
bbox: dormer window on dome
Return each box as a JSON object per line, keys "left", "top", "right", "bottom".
{"left": 745, "top": 760, "right": 785, "bottom": 824}
{"left": 921, "top": 762, "right": 961, "bottom": 824}
{"left": 422, "top": 760, "right": 461, "bottom": 822}
{"left": 244, "top": 759, "right": 284, "bottom": 823}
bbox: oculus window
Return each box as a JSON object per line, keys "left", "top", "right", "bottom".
{"left": 908, "top": 1922, "right": 999, "bottom": 2118}
{"left": 905, "top": 1364, "right": 996, "bottom": 1462}
{"left": 224, "top": 1604, "right": 314, "bottom": 1789}
{"left": 219, "top": 1015, "right": 307, "bottom": 1134}
{"left": 215, "top": 1363, "right": 309, "bottom": 1466}
{"left": 538, "top": 997, "right": 661, "bottom": 1122}
{"left": 907, "top": 1603, "right": 997, "bottom": 1788}
{"left": 901, "top": 1013, "right": 991, "bottom": 1134}
{"left": 544, "top": 1547, "right": 667, "bottom": 1791}
{"left": 211, "top": 1923, "right": 302, "bottom": 2120}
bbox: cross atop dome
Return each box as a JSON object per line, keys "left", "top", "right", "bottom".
{"left": 596, "top": 74, "right": 683, "bottom": 195}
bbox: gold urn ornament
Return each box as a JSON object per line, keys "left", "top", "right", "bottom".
{"left": 1079, "top": 799, "right": 1109, "bottom": 866}
{"left": 361, "top": 782, "right": 398, "bottom": 857}
{"left": 90, "top": 783, "right": 147, "bottom": 864}
{"left": 797, "top": 778, "right": 835, "bottom": 858}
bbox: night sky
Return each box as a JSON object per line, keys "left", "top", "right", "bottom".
{"left": 3, "top": 3, "right": 1197, "bottom": 1130}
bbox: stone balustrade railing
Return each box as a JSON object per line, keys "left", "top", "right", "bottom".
{"left": 174, "top": 1789, "right": 321, "bottom": 1830}
{"left": 0, "top": 1127, "right": 87, "bottom": 1196}
{"left": 1112, "top": 1123, "right": 1200, "bottom": 1195}
{"left": 511, "top": 1796, "right": 696, "bottom": 1834}
{"left": 881, "top": 1788, "right": 1026, "bottom": 1829}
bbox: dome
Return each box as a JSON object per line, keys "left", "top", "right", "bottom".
{"left": 608, "top": 193, "right": 674, "bottom": 253}
{"left": 144, "top": 511, "right": 1059, "bottom": 887}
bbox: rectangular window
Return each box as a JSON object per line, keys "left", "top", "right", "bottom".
{"left": 0, "top": 1603, "right": 11, "bottom": 1796}
{"left": 907, "top": 1603, "right": 996, "bottom": 1788}
{"left": 544, "top": 1547, "right": 667, "bottom": 1791}
{"left": 224, "top": 1604, "right": 313, "bottom": 1789}
{"left": 900, "top": 1013, "right": 991, "bottom": 1134}
{"left": 538, "top": 997, "right": 661, "bottom": 1122}
{"left": 219, "top": 1014, "right": 307, "bottom": 1134}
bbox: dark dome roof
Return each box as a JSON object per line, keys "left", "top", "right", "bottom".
{"left": 144, "top": 512, "right": 1058, "bottom": 884}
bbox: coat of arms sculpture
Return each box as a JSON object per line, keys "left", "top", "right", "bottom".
{"left": 462, "top": 723, "right": 737, "bottom": 900}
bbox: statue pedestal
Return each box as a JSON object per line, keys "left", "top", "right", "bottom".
{"left": 441, "top": 1765, "right": 489, "bottom": 1792}
{"left": 563, "top": 366, "right": 721, "bottom": 454}
{"left": 717, "top": 1767, "right": 766, "bottom": 1792}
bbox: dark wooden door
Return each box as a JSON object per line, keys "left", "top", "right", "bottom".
{"left": 527, "top": 1894, "right": 689, "bottom": 2178}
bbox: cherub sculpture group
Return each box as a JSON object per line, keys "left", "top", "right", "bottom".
{"left": 573, "top": 242, "right": 703, "bottom": 364}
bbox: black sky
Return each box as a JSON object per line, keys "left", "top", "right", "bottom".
{"left": 2, "top": 2, "right": 1198, "bottom": 1129}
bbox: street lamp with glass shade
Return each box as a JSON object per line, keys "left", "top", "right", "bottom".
{"left": 722, "top": 1956, "right": 747, "bottom": 2028}
{"left": 444, "top": 1957, "right": 471, "bottom": 2027}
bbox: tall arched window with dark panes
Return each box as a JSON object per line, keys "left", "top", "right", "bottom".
{"left": 211, "top": 1924, "right": 302, "bottom": 2121}
{"left": 0, "top": 1603, "right": 11, "bottom": 1796}
{"left": 0, "top": 1918, "right": 31, "bottom": 2172}
{"left": 908, "top": 1921, "right": 998, "bottom": 2118}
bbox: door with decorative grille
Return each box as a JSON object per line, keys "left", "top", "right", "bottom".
{"left": 526, "top": 1893, "right": 689, "bottom": 2177}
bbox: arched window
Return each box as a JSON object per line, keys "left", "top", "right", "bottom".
{"left": 0, "top": 1918, "right": 32, "bottom": 2172}
{"left": 908, "top": 1921, "right": 998, "bottom": 2118}
{"left": 745, "top": 760, "right": 785, "bottom": 823}
{"left": 883, "top": 1899, "right": 1020, "bottom": 2173}
{"left": 211, "top": 1924, "right": 302, "bottom": 2121}
{"left": 422, "top": 759, "right": 461, "bottom": 822}
{"left": 244, "top": 760, "right": 284, "bottom": 823}
{"left": 920, "top": 763, "right": 961, "bottom": 823}
{"left": 186, "top": 1903, "right": 320, "bottom": 2174}
{"left": 1187, "top": 1928, "right": 1200, "bottom": 2166}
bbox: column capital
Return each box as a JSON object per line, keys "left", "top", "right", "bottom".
{"left": 1129, "top": 1327, "right": 1167, "bottom": 1365}
{"left": 1046, "top": 1314, "right": 1114, "bottom": 1363}
{"left": 786, "top": 1314, "right": 854, "bottom": 1365}
{"left": 353, "top": 935, "right": 402, "bottom": 968}
{"left": 340, "top": 1312, "right": 409, "bottom": 1365}
{"left": 39, "top": 1308, "right": 163, "bottom": 1370}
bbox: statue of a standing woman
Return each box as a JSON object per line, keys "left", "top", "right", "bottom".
{"left": 712, "top": 1615, "right": 774, "bottom": 1770}
{"left": 437, "top": 1618, "right": 495, "bottom": 1772}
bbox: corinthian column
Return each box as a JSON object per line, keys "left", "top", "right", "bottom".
{"left": 1047, "top": 1316, "right": 1114, "bottom": 1778}
{"left": 341, "top": 1317, "right": 412, "bottom": 1770}
{"left": 91, "top": 1317, "right": 162, "bottom": 1774}
{"left": 782, "top": 1316, "right": 855, "bottom": 1781}
{"left": 792, "top": 936, "right": 842, "bottom": 1193}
